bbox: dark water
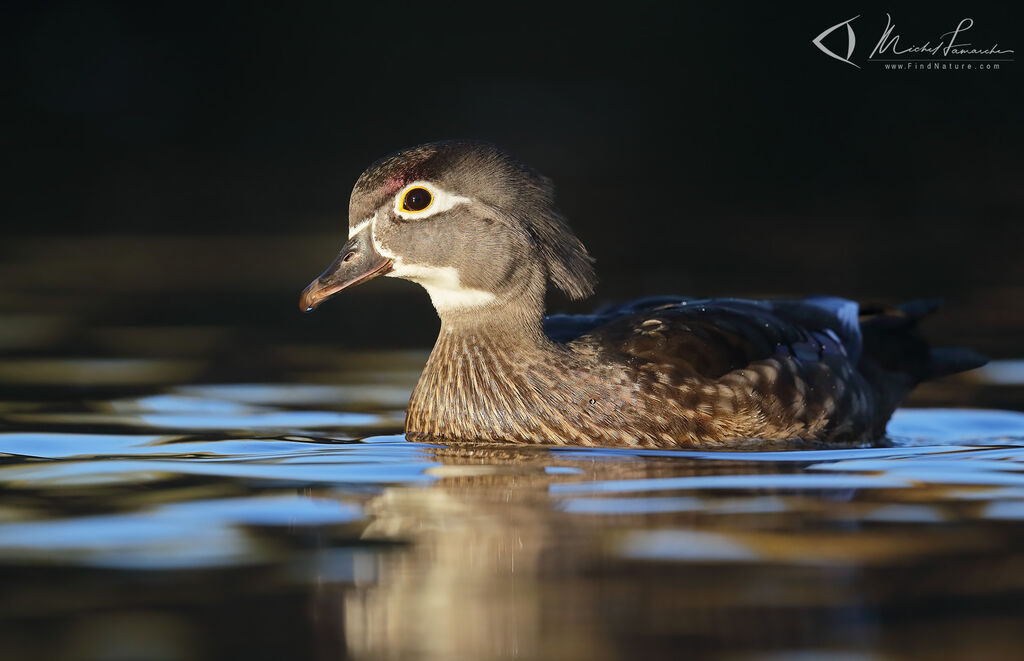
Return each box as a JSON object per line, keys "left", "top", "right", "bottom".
{"left": 2, "top": 239, "right": 1024, "bottom": 660}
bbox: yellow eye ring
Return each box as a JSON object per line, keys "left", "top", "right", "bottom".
{"left": 400, "top": 186, "right": 433, "bottom": 213}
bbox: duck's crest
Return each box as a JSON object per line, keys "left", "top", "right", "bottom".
{"left": 524, "top": 174, "right": 596, "bottom": 300}
{"left": 446, "top": 141, "right": 596, "bottom": 301}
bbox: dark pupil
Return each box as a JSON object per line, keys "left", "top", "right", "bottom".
{"left": 404, "top": 188, "right": 431, "bottom": 211}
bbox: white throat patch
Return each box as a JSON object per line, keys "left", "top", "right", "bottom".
{"left": 388, "top": 262, "right": 496, "bottom": 312}
{"left": 353, "top": 212, "right": 495, "bottom": 312}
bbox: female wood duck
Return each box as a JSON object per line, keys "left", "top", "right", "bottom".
{"left": 300, "top": 141, "right": 984, "bottom": 448}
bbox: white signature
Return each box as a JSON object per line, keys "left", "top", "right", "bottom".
{"left": 869, "top": 14, "right": 1014, "bottom": 58}
{"left": 813, "top": 13, "right": 1014, "bottom": 68}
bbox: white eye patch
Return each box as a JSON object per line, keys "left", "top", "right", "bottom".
{"left": 393, "top": 181, "right": 472, "bottom": 220}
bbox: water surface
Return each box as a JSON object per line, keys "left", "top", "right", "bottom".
{"left": 2, "top": 345, "right": 1024, "bottom": 660}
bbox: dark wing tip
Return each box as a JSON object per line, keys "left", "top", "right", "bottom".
{"left": 928, "top": 347, "right": 989, "bottom": 379}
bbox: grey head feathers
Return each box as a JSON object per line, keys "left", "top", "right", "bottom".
{"left": 350, "top": 141, "right": 596, "bottom": 302}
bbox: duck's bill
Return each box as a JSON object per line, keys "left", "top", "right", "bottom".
{"left": 300, "top": 229, "right": 394, "bottom": 312}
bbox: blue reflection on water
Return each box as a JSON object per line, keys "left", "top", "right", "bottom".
{"left": 1, "top": 404, "right": 1024, "bottom": 571}
{"left": 0, "top": 495, "right": 365, "bottom": 569}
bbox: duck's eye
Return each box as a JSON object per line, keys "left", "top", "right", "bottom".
{"left": 401, "top": 187, "right": 433, "bottom": 213}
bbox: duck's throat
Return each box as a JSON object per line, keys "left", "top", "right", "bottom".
{"left": 405, "top": 264, "right": 605, "bottom": 443}
{"left": 425, "top": 262, "right": 548, "bottom": 338}
{"left": 405, "top": 314, "right": 574, "bottom": 443}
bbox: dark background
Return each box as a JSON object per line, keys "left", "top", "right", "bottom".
{"left": 2, "top": 1, "right": 1022, "bottom": 357}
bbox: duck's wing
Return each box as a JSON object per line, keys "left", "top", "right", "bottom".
{"left": 547, "top": 296, "right": 985, "bottom": 443}
{"left": 545, "top": 296, "right": 861, "bottom": 379}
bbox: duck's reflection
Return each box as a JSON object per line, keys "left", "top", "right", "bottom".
{"left": 312, "top": 446, "right": 849, "bottom": 660}
{"left": 302, "top": 443, "right": 1024, "bottom": 661}
{"left": 332, "top": 446, "right": 606, "bottom": 660}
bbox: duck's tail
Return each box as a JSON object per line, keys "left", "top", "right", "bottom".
{"left": 861, "top": 299, "right": 987, "bottom": 378}
{"left": 857, "top": 300, "right": 987, "bottom": 431}
{"left": 926, "top": 345, "right": 990, "bottom": 379}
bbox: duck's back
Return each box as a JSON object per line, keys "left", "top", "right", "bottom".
{"left": 544, "top": 296, "right": 984, "bottom": 446}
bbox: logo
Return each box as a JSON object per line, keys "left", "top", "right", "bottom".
{"left": 812, "top": 13, "right": 1014, "bottom": 70}
{"left": 813, "top": 15, "right": 861, "bottom": 68}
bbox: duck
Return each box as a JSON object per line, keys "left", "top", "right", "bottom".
{"left": 300, "top": 141, "right": 985, "bottom": 448}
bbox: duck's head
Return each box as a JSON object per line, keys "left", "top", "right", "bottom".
{"left": 300, "top": 141, "right": 595, "bottom": 319}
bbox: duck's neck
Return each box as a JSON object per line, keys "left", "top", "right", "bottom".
{"left": 406, "top": 271, "right": 587, "bottom": 442}
{"left": 431, "top": 266, "right": 550, "bottom": 350}
{"left": 435, "top": 301, "right": 547, "bottom": 350}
